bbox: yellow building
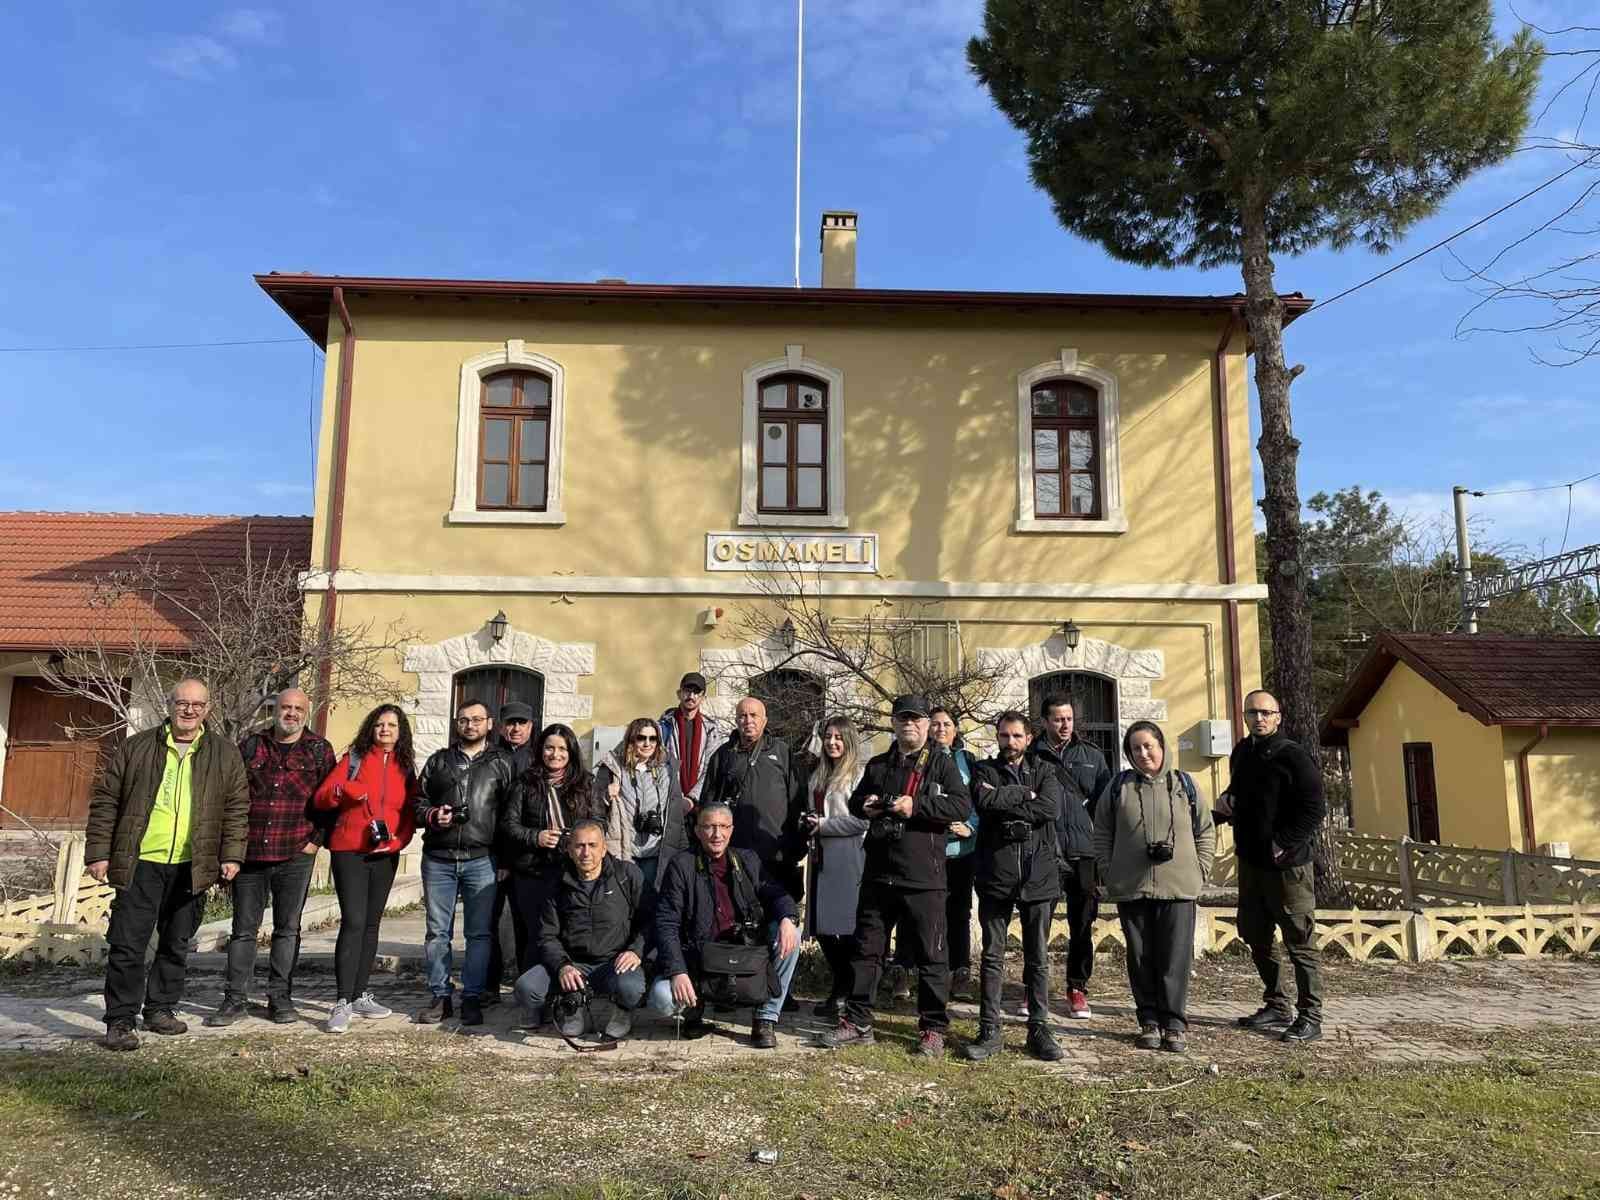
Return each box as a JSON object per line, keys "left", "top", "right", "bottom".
{"left": 258, "top": 213, "right": 1303, "bottom": 807}
{"left": 1321, "top": 632, "right": 1600, "bottom": 859}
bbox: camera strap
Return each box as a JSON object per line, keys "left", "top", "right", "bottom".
{"left": 551, "top": 1019, "right": 619, "bottom": 1053}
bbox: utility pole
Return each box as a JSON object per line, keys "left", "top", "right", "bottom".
{"left": 1453, "top": 484, "right": 1479, "bottom": 634}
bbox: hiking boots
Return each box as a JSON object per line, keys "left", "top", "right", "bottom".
{"left": 1026, "top": 1024, "right": 1064, "bottom": 1062}
{"left": 266, "top": 1002, "right": 299, "bottom": 1026}
{"left": 821, "top": 1019, "right": 875, "bottom": 1049}
{"left": 1160, "top": 1028, "right": 1187, "bottom": 1054}
{"left": 142, "top": 1010, "right": 187, "bottom": 1036}
{"left": 460, "top": 997, "right": 484, "bottom": 1027}
{"left": 326, "top": 1001, "right": 354, "bottom": 1035}
{"left": 962, "top": 1025, "right": 1004, "bottom": 1062}
{"left": 102, "top": 1021, "right": 138, "bottom": 1052}
{"left": 204, "top": 998, "right": 247, "bottom": 1027}
{"left": 1134, "top": 1023, "right": 1162, "bottom": 1050}
{"left": 750, "top": 1019, "right": 778, "bottom": 1050}
{"left": 351, "top": 992, "right": 391, "bottom": 1020}
{"left": 1238, "top": 1005, "right": 1292, "bottom": 1030}
{"left": 914, "top": 1030, "right": 946, "bottom": 1059}
{"left": 1281, "top": 1016, "right": 1323, "bottom": 1043}
{"left": 415, "top": 995, "right": 453, "bottom": 1024}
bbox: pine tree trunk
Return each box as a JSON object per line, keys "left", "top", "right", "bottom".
{"left": 1238, "top": 209, "right": 1348, "bottom": 906}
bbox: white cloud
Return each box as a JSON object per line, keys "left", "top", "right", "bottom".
{"left": 217, "top": 8, "right": 282, "bottom": 44}
{"left": 151, "top": 35, "right": 237, "bottom": 80}
{"left": 1385, "top": 481, "right": 1600, "bottom": 561}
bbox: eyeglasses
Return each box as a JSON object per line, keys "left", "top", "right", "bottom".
{"left": 172, "top": 701, "right": 208, "bottom": 712}
{"left": 1244, "top": 708, "right": 1279, "bottom": 718}
{"left": 455, "top": 716, "right": 490, "bottom": 725}
{"left": 633, "top": 734, "right": 659, "bottom": 743}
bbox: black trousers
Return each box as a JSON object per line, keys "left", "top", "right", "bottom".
{"left": 330, "top": 851, "right": 398, "bottom": 1002}
{"left": 485, "top": 877, "right": 533, "bottom": 990}
{"left": 976, "top": 892, "right": 1055, "bottom": 1029}
{"left": 1118, "top": 898, "right": 1196, "bottom": 1032}
{"left": 509, "top": 867, "right": 554, "bottom": 961}
{"left": 944, "top": 854, "right": 978, "bottom": 975}
{"left": 103, "top": 859, "right": 206, "bottom": 1026}
{"left": 1061, "top": 858, "right": 1100, "bottom": 992}
{"left": 846, "top": 881, "right": 950, "bottom": 1032}
{"left": 818, "top": 933, "right": 854, "bottom": 1000}
{"left": 223, "top": 852, "right": 316, "bottom": 1005}
{"left": 1237, "top": 859, "right": 1323, "bottom": 1021}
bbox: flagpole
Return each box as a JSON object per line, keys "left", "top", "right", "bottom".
{"left": 793, "top": 0, "right": 804, "bottom": 288}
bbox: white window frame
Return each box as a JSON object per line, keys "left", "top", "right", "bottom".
{"left": 739, "top": 345, "right": 847, "bottom": 529}
{"left": 1015, "top": 350, "right": 1127, "bottom": 534}
{"left": 447, "top": 339, "right": 567, "bottom": 525}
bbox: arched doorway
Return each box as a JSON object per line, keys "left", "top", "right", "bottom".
{"left": 452, "top": 666, "right": 544, "bottom": 739}
{"left": 749, "top": 668, "right": 825, "bottom": 754}
{"left": 1029, "top": 670, "right": 1118, "bottom": 762}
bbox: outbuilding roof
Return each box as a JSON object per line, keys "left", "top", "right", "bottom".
{"left": 254, "top": 272, "right": 1313, "bottom": 349}
{"left": 1320, "top": 632, "right": 1600, "bottom": 745}
{"left": 0, "top": 512, "right": 312, "bottom": 652}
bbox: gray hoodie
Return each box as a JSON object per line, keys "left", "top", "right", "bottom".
{"left": 596, "top": 747, "right": 689, "bottom": 865}
{"left": 1093, "top": 765, "right": 1215, "bottom": 903}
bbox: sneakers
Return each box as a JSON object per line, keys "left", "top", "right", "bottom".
{"left": 1134, "top": 1023, "right": 1162, "bottom": 1050}
{"left": 821, "top": 1019, "right": 875, "bottom": 1049}
{"left": 102, "top": 1020, "right": 138, "bottom": 1052}
{"left": 962, "top": 1025, "right": 1004, "bottom": 1062}
{"left": 1281, "top": 1016, "right": 1323, "bottom": 1043}
{"left": 204, "top": 998, "right": 247, "bottom": 1028}
{"left": 266, "top": 1002, "right": 299, "bottom": 1026}
{"left": 460, "top": 998, "right": 484, "bottom": 1027}
{"left": 326, "top": 1001, "right": 354, "bottom": 1034}
{"left": 1026, "top": 1023, "right": 1064, "bottom": 1062}
{"left": 604, "top": 1006, "right": 635, "bottom": 1042}
{"left": 750, "top": 1018, "right": 777, "bottom": 1050}
{"left": 415, "top": 995, "right": 453, "bottom": 1024}
{"left": 351, "top": 992, "right": 391, "bottom": 1020}
{"left": 1066, "top": 988, "right": 1092, "bottom": 1019}
{"left": 1238, "top": 1005, "right": 1292, "bottom": 1030}
{"left": 142, "top": 1010, "right": 187, "bottom": 1036}
{"left": 914, "top": 1030, "right": 945, "bottom": 1059}
{"left": 1160, "top": 1028, "right": 1187, "bottom": 1054}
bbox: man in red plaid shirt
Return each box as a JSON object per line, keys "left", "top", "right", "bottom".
{"left": 206, "top": 688, "right": 337, "bottom": 1026}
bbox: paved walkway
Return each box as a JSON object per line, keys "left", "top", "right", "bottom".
{"left": 2, "top": 914, "right": 1595, "bottom": 1073}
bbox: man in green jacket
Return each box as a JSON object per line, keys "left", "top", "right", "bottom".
{"left": 85, "top": 678, "right": 249, "bottom": 1051}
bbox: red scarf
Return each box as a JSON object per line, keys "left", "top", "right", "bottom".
{"left": 674, "top": 708, "right": 704, "bottom": 796}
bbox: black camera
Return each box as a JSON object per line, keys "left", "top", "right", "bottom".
{"left": 634, "top": 808, "right": 665, "bottom": 838}
{"left": 1146, "top": 840, "right": 1175, "bottom": 863}
{"left": 1000, "top": 819, "right": 1031, "bottom": 844}
{"left": 365, "top": 818, "right": 392, "bottom": 848}
{"left": 799, "top": 810, "right": 822, "bottom": 834}
{"left": 450, "top": 799, "right": 471, "bottom": 824}
{"left": 551, "top": 981, "right": 592, "bottom": 1025}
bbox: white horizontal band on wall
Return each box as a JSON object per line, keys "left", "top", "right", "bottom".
{"left": 300, "top": 570, "right": 1267, "bottom": 603}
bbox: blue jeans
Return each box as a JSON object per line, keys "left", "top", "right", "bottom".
{"left": 647, "top": 921, "right": 798, "bottom": 1023}
{"left": 421, "top": 854, "right": 498, "bottom": 1000}
{"left": 514, "top": 958, "right": 646, "bottom": 1020}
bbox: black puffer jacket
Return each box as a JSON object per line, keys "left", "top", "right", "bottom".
{"left": 1218, "top": 732, "right": 1326, "bottom": 870}
{"left": 847, "top": 742, "right": 970, "bottom": 891}
{"left": 498, "top": 768, "right": 603, "bottom": 875}
{"left": 701, "top": 733, "right": 807, "bottom": 887}
{"left": 1028, "top": 736, "right": 1111, "bottom": 860}
{"left": 971, "top": 755, "right": 1063, "bottom": 903}
{"left": 537, "top": 854, "right": 648, "bottom": 972}
{"left": 414, "top": 744, "right": 516, "bottom": 861}
{"left": 653, "top": 846, "right": 797, "bottom": 980}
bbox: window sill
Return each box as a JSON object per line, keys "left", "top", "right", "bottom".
{"left": 1013, "top": 514, "right": 1129, "bottom": 534}
{"left": 736, "top": 511, "right": 849, "bottom": 530}
{"left": 446, "top": 509, "right": 567, "bottom": 526}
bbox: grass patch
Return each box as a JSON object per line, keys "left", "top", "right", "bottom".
{"left": 0, "top": 1026, "right": 1595, "bottom": 1200}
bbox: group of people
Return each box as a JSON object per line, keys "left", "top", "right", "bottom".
{"left": 84, "top": 671, "right": 1327, "bottom": 1057}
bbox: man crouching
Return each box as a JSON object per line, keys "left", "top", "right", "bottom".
{"left": 513, "top": 819, "right": 648, "bottom": 1043}
{"left": 649, "top": 802, "right": 800, "bottom": 1049}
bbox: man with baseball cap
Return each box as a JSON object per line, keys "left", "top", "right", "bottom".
{"left": 659, "top": 671, "right": 727, "bottom": 807}
{"left": 485, "top": 699, "right": 539, "bottom": 1000}
{"left": 823, "top": 694, "right": 969, "bottom": 1058}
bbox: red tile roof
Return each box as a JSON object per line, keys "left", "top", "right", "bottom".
{"left": 0, "top": 512, "right": 313, "bottom": 652}
{"left": 1321, "top": 632, "right": 1600, "bottom": 745}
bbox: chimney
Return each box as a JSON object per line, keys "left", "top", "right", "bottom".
{"left": 819, "top": 211, "right": 857, "bottom": 288}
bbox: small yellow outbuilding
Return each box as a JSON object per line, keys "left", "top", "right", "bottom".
{"left": 1321, "top": 633, "right": 1600, "bottom": 859}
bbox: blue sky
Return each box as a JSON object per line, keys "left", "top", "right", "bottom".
{"left": 2, "top": 1, "right": 1596, "bottom": 560}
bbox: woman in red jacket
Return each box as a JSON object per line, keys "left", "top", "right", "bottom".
{"left": 313, "top": 703, "right": 418, "bottom": 1033}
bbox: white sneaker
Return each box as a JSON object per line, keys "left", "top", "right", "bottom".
{"left": 326, "top": 1000, "right": 354, "bottom": 1034}
{"left": 603, "top": 1007, "right": 634, "bottom": 1041}
{"left": 351, "top": 992, "right": 392, "bottom": 1019}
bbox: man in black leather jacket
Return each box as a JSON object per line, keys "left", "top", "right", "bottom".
{"left": 964, "top": 711, "right": 1065, "bottom": 1062}
{"left": 412, "top": 698, "right": 516, "bottom": 1027}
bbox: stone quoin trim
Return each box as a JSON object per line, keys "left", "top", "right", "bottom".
{"left": 447, "top": 339, "right": 568, "bottom": 526}
{"left": 1014, "top": 349, "right": 1128, "bottom": 535}
{"left": 400, "top": 624, "right": 595, "bottom": 759}
{"left": 739, "top": 346, "right": 848, "bottom": 529}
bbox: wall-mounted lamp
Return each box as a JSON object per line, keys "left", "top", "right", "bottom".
{"left": 489, "top": 610, "right": 509, "bottom": 644}
{"left": 1061, "top": 618, "right": 1081, "bottom": 652}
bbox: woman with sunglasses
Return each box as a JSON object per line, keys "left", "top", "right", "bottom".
{"left": 596, "top": 717, "right": 688, "bottom": 891}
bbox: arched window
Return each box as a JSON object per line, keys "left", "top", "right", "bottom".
{"left": 452, "top": 666, "right": 544, "bottom": 738}
{"left": 756, "top": 374, "right": 829, "bottom": 515}
{"left": 1029, "top": 671, "right": 1118, "bottom": 763}
{"left": 1029, "top": 380, "right": 1100, "bottom": 519}
{"left": 477, "top": 369, "right": 552, "bottom": 510}
{"left": 749, "top": 668, "right": 825, "bottom": 753}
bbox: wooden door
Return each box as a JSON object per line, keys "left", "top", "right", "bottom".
{"left": 1, "top": 679, "right": 120, "bottom": 829}
{"left": 1402, "top": 742, "right": 1441, "bottom": 843}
